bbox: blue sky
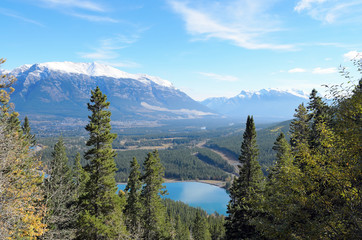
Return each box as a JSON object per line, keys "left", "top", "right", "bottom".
{"left": 1, "top": 0, "right": 361, "bottom": 100}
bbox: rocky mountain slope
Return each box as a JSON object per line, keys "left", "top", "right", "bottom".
{"left": 3, "top": 62, "right": 216, "bottom": 126}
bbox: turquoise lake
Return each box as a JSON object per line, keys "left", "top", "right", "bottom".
{"left": 118, "top": 182, "right": 229, "bottom": 215}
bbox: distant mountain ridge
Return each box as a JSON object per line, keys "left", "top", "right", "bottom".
{"left": 201, "top": 89, "right": 308, "bottom": 122}
{"left": 2, "top": 61, "right": 216, "bottom": 125}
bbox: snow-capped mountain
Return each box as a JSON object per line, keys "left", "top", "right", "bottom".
{"left": 3, "top": 61, "right": 215, "bottom": 124}
{"left": 201, "top": 89, "right": 309, "bottom": 122}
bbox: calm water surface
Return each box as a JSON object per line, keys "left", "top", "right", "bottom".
{"left": 118, "top": 182, "right": 229, "bottom": 215}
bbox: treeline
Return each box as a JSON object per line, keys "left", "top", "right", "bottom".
{"left": 225, "top": 76, "right": 361, "bottom": 239}
{"left": 38, "top": 138, "right": 231, "bottom": 182}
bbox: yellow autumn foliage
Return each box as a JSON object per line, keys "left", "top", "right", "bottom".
{"left": 0, "top": 59, "right": 46, "bottom": 239}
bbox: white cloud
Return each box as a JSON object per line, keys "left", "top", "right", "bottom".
{"left": 294, "top": 0, "right": 362, "bottom": 24}
{"left": 168, "top": 0, "right": 293, "bottom": 50}
{"left": 78, "top": 35, "right": 140, "bottom": 67}
{"left": 343, "top": 51, "right": 362, "bottom": 60}
{"left": 198, "top": 72, "right": 239, "bottom": 82}
{"left": 70, "top": 13, "right": 118, "bottom": 23}
{"left": 0, "top": 8, "right": 44, "bottom": 26}
{"left": 39, "top": 0, "right": 105, "bottom": 12}
{"left": 34, "top": 0, "right": 120, "bottom": 22}
{"left": 288, "top": 68, "right": 307, "bottom": 73}
{"left": 294, "top": 0, "right": 327, "bottom": 12}
{"left": 312, "top": 67, "right": 337, "bottom": 74}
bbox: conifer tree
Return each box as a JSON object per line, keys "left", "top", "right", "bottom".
{"left": 124, "top": 157, "right": 143, "bottom": 238}
{"left": 22, "top": 116, "right": 36, "bottom": 146}
{"left": 77, "top": 86, "right": 127, "bottom": 239}
{"left": 192, "top": 212, "right": 211, "bottom": 240}
{"left": 225, "top": 115, "right": 264, "bottom": 239}
{"left": 289, "top": 103, "right": 311, "bottom": 170}
{"left": 42, "top": 136, "right": 77, "bottom": 239}
{"left": 255, "top": 133, "right": 304, "bottom": 239}
{"left": 307, "top": 89, "right": 330, "bottom": 150}
{"left": 140, "top": 150, "right": 170, "bottom": 240}
{"left": 290, "top": 103, "right": 309, "bottom": 149}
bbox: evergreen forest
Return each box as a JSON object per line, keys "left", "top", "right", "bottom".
{"left": 0, "top": 57, "right": 361, "bottom": 239}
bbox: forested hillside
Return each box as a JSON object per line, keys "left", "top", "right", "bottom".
{"left": 206, "top": 120, "right": 292, "bottom": 174}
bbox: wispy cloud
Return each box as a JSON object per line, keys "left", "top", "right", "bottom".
{"left": 343, "top": 50, "right": 362, "bottom": 60}
{"left": 280, "top": 66, "right": 338, "bottom": 74}
{"left": 70, "top": 13, "right": 118, "bottom": 23}
{"left": 78, "top": 35, "right": 140, "bottom": 68}
{"left": 294, "top": 0, "right": 362, "bottom": 24}
{"left": 198, "top": 72, "right": 239, "bottom": 82}
{"left": 35, "top": 0, "right": 119, "bottom": 22}
{"left": 294, "top": 0, "right": 327, "bottom": 12}
{"left": 288, "top": 68, "right": 307, "bottom": 73}
{"left": 39, "top": 0, "right": 106, "bottom": 12}
{"left": 0, "top": 8, "right": 44, "bottom": 26}
{"left": 312, "top": 67, "right": 337, "bottom": 74}
{"left": 168, "top": 0, "right": 293, "bottom": 50}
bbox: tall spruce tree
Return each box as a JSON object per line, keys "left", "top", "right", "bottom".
{"left": 124, "top": 157, "right": 143, "bottom": 238}
{"left": 307, "top": 89, "right": 330, "bottom": 150}
{"left": 42, "top": 136, "right": 77, "bottom": 239}
{"left": 225, "top": 115, "right": 264, "bottom": 240}
{"left": 140, "top": 150, "right": 170, "bottom": 240}
{"left": 77, "top": 86, "right": 127, "bottom": 239}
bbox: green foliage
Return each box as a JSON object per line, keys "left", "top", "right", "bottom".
{"left": 77, "top": 86, "right": 127, "bottom": 239}
{"left": 254, "top": 76, "right": 362, "bottom": 239}
{"left": 140, "top": 150, "right": 170, "bottom": 239}
{"left": 206, "top": 120, "right": 292, "bottom": 174}
{"left": 42, "top": 137, "right": 77, "bottom": 239}
{"left": 22, "top": 116, "right": 36, "bottom": 146}
{"left": 73, "top": 152, "right": 89, "bottom": 200}
{"left": 192, "top": 212, "right": 211, "bottom": 240}
{"left": 194, "top": 147, "right": 234, "bottom": 173}
{"left": 225, "top": 116, "right": 264, "bottom": 239}
{"left": 162, "top": 198, "right": 224, "bottom": 240}
{"left": 114, "top": 148, "right": 230, "bottom": 182}
{"left": 0, "top": 58, "right": 46, "bottom": 239}
{"left": 254, "top": 133, "right": 304, "bottom": 239}
{"left": 174, "top": 216, "right": 190, "bottom": 240}
{"left": 124, "top": 157, "right": 143, "bottom": 238}
{"left": 307, "top": 89, "right": 330, "bottom": 150}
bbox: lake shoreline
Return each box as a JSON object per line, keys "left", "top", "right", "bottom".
{"left": 117, "top": 178, "right": 227, "bottom": 189}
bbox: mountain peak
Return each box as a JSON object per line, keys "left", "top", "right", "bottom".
{"left": 237, "top": 88, "right": 309, "bottom": 99}
{"left": 11, "top": 61, "right": 174, "bottom": 88}
{"left": 36, "top": 61, "right": 137, "bottom": 79}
